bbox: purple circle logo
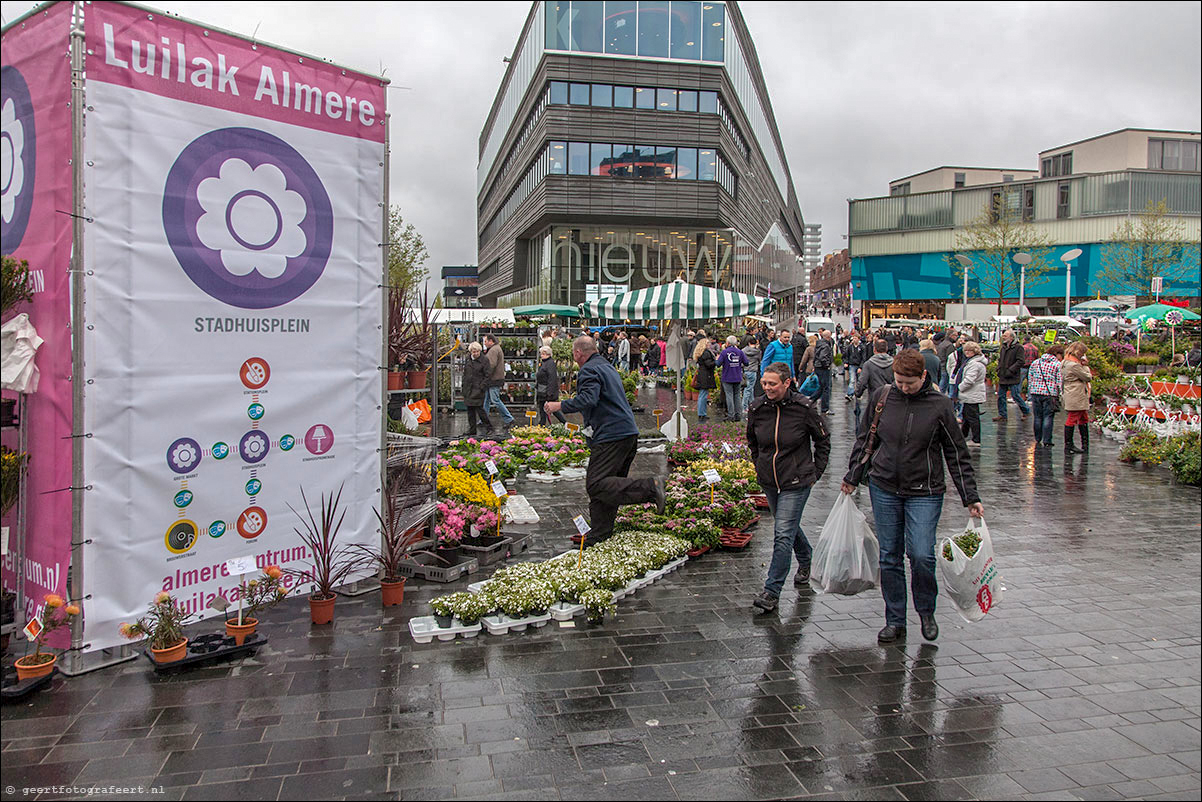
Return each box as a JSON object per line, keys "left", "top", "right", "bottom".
{"left": 239, "top": 429, "right": 271, "bottom": 464}
{"left": 166, "top": 437, "right": 202, "bottom": 474}
{"left": 1, "top": 65, "right": 37, "bottom": 254}
{"left": 304, "top": 424, "right": 334, "bottom": 455}
{"left": 162, "top": 127, "right": 333, "bottom": 309}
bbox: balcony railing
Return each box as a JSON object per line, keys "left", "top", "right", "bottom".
{"left": 850, "top": 170, "right": 1200, "bottom": 236}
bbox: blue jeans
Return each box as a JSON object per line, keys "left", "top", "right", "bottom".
{"left": 697, "top": 388, "right": 709, "bottom": 418}
{"left": 722, "top": 381, "right": 741, "bottom": 419}
{"left": 938, "top": 369, "right": 949, "bottom": 395}
{"left": 1030, "top": 394, "right": 1057, "bottom": 445}
{"left": 997, "top": 383, "right": 1030, "bottom": 418}
{"left": 868, "top": 483, "right": 942, "bottom": 628}
{"left": 484, "top": 385, "right": 514, "bottom": 425}
{"left": 815, "top": 368, "right": 832, "bottom": 412}
{"left": 845, "top": 365, "right": 859, "bottom": 397}
{"left": 742, "top": 372, "right": 757, "bottom": 411}
{"left": 1019, "top": 366, "right": 1030, "bottom": 395}
{"left": 762, "top": 485, "right": 813, "bottom": 596}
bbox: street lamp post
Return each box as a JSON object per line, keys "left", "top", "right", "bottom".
{"left": 954, "top": 254, "right": 973, "bottom": 322}
{"left": 1013, "top": 252, "right": 1032, "bottom": 316}
{"left": 1061, "top": 248, "right": 1082, "bottom": 316}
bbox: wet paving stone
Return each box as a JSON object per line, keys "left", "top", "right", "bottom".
{"left": 3, "top": 381, "right": 1200, "bottom": 799}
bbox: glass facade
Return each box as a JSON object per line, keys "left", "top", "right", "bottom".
{"left": 545, "top": 0, "right": 725, "bottom": 62}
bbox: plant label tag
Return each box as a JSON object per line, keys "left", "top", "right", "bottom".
{"left": 23, "top": 618, "right": 42, "bottom": 641}
{"left": 722, "top": 442, "right": 733, "bottom": 454}
{"left": 526, "top": 410, "right": 537, "bottom": 420}
{"left": 703, "top": 469, "right": 722, "bottom": 485}
{"left": 653, "top": 409, "right": 664, "bottom": 416}
{"left": 485, "top": 459, "right": 498, "bottom": 476}
{"left": 226, "top": 556, "right": 257, "bottom": 576}
{"left": 559, "top": 620, "right": 576, "bottom": 628}
{"left": 491, "top": 480, "right": 509, "bottom": 499}
{"left": 573, "top": 515, "right": 591, "bottom": 535}
{"left": 1044, "top": 330, "right": 1056, "bottom": 343}
{"left": 470, "top": 525, "right": 480, "bottom": 538}
{"left": 565, "top": 423, "right": 580, "bottom": 433}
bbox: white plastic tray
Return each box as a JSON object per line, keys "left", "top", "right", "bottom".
{"left": 482, "top": 612, "right": 552, "bottom": 635}
{"left": 409, "top": 615, "right": 482, "bottom": 643}
{"left": 550, "top": 601, "right": 585, "bottom": 620}
{"left": 526, "top": 466, "right": 588, "bottom": 483}
{"left": 503, "top": 494, "right": 540, "bottom": 524}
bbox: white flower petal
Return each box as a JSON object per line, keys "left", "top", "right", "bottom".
{"left": 220, "top": 249, "right": 289, "bottom": 279}
{"left": 274, "top": 225, "right": 307, "bottom": 258}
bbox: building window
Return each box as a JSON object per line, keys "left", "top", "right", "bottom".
{"left": 1022, "top": 185, "right": 1034, "bottom": 222}
{"left": 677, "top": 147, "right": 697, "bottom": 180}
{"left": 605, "top": 0, "right": 637, "bottom": 55}
{"left": 569, "top": 82, "right": 590, "bottom": 105}
{"left": 698, "top": 90, "right": 717, "bottom": 114}
{"left": 1042, "top": 152, "right": 1072, "bottom": 177}
{"left": 1002, "top": 174, "right": 1013, "bottom": 183}
{"left": 549, "top": 142, "right": 566, "bottom": 173}
{"left": 669, "top": 0, "right": 701, "bottom": 60}
{"left": 890, "top": 183, "right": 910, "bottom": 196}
{"left": 545, "top": 1, "right": 571, "bottom": 50}
{"left": 638, "top": 0, "right": 669, "bottom": 57}
{"left": 546, "top": 1, "right": 724, "bottom": 63}
{"left": 954, "top": 172, "right": 966, "bottom": 188}
{"left": 1149, "top": 138, "right": 1200, "bottom": 172}
{"left": 677, "top": 89, "right": 698, "bottom": 112}
{"left": 1057, "top": 181, "right": 1070, "bottom": 219}
{"left": 590, "top": 143, "right": 612, "bottom": 175}
{"left": 702, "top": 1, "right": 725, "bottom": 61}
{"left": 1041, "top": 158, "right": 1052, "bottom": 178}
{"left": 613, "top": 85, "right": 634, "bottom": 107}
{"left": 635, "top": 86, "right": 655, "bottom": 109}
{"left": 570, "top": 0, "right": 604, "bottom": 52}
{"left": 591, "top": 84, "right": 613, "bottom": 107}
{"left": 568, "top": 141, "right": 589, "bottom": 174}
{"left": 549, "top": 81, "right": 568, "bottom": 105}
{"left": 698, "top": 148, "right": 716, "bottom": 182}
{"left": 656, "top": 87, "right": 677, "bottom": 111}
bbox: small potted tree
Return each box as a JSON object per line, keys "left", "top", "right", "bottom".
{"left": 223, "top": 566, "right": 288, "bottom": 645}
{"left": 119, "top": 591, "right": 194, "bottom": 664}
{"left": 287, "top": 485, "right": 361, "bottom": 625}
{"left": 14, "top": 594, "right": 80, "bottom": 680}
{"left": 352, "top": 477, "right": 428, "bottom": 607}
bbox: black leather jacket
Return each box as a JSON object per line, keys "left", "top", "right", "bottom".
{"left": 746, "top": 389, "right": 831, "bottom": 491}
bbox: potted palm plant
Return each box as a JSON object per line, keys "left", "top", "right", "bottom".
{"left": 352, "top": 477, "right": 428, "bottom": 607}
{"left": 15, "top": 594, "right": 80, "bottom": 680}
{"left": 119, "top": 591, "right": 194, "bottom": 664}
{"left": 287, "top": 485, "right": 360, "bottom": 625}
{"left": 223, "top": 566, "right": 288, "bottom": 645}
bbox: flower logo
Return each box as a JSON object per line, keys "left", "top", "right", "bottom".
{"left": 166, "top": 437, "right": 202, "bottom": 474}
{"left": 239, "top": 430, "right": 271, "bottom": 464}
{"left": 1, "top": 66, "right": 36, "bottom": 253}
{"left": 163, "top": 128, "right": 333, "bottom": 309}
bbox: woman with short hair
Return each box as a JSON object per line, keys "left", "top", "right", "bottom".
{"left": 957, "top": 341, "right": 988, "bottom": 447}
{"left": 842, "top": 349, "right": 984, "bottom": 644}
{"left": 1061, "top": 342, "right": 1093, "bottom": 454}
{"left": 536, "top": 345, "right": 567, "bottom": 426}
{"left": 462, "top": 342, "right": 493, "bottom": 436}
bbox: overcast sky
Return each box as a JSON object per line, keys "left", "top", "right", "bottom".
{"left": 4, "top": 0, "right": 1200, "bottom": 289}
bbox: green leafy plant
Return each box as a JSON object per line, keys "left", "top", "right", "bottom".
{"left": 1, "top": 446, "right": 28, "bottom": 517}
{"left": 285, "top": 485, "right": 361, "bottom": 600}
{"left": 23, "top": 594, "right": 80, "bottom": 664}
{"left": 580, "top": 588, "right": 616, "bottom": 623}
{"left": 942, "top": 528, "right": 982, "bottom": 561}
{"left": 1, "top": 255, "right": 34, "bottom": 320}
{"left": 226, "top": 566, "right": 288, "bottom": 623}
{"left": 119, "top": 591, "right": 194, "bottom": 650}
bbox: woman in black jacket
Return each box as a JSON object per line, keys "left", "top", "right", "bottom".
{"left": 693, "top": 339, "right": 717, "bottom": 421}
{"left": 461, "top": 342, "right": 493, "bottom": 436}
{"left": 745, "top": 362, "right": 831, "bottom": 612}
{"left": 841, "top": 349, "right": 985, "bottom": 644}
{"left": 536, "top": 345, "right": 567, "bottom": 426}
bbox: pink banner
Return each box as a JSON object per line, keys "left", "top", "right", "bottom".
{"left": 86, "top": 2, "right": 387, "bottom": 143}
{"left": 1, "top": 1, "right": 75, "bottom": 637}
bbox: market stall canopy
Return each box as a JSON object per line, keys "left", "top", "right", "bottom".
{"left": 1029, "top": 315, "right": 1087, "bottom": 328}
{"left": 1125, "top": 303, "right": 1201, "bottom": 323}
{"left": 579, "top": 279, "right": 776, "bottom": 320}
{"left": 512, "top": 304, "right": 580, "bottom": 319}
{"left": 1069, "top": 300, "right": 1123, "bottom": 320}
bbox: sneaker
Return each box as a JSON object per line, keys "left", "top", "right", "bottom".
{"left": 920, "top": 614, "right": 939, "bottom": 641}
{"left": 967, "top": 441, "right": 980, "bottom": 448}
{"left": 991, "top": 416, "right": 1006, "bottom": 422}
{"left": 793, "top": 564, "right": 811, "bottom": 585}
{"left": 877, "top": 625, "right": 906, "bottom": 643}
{"left": 752, "top": 591, "right": 779, "bottom": 612}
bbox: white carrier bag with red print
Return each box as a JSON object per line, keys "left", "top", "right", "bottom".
{"left": 936, "top": 516, "right": 1005, "bottom": 623}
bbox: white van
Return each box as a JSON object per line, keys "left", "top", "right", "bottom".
{"left": 803, "top": 316, "right": 834, "bottom": 335}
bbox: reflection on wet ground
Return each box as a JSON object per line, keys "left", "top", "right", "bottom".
{"left": 3, "top": 379, "right": 1199, "bottom": 800}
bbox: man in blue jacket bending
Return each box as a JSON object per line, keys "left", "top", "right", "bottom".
{"left": 544, "top": 336, "right": 665, "bottom": 546}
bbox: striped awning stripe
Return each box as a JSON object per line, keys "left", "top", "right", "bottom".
{"left": 578, "top": 280, "right": 776, "bottom": 320}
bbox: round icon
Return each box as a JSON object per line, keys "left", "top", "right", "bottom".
{"left": 208, "top": 520, "right": 227, "bottom": 538}
{"left": 239, "top": 429, "right": 271, "bottom": 463}
{"left": 245, "top": 478, "right": 262, "bottom": 496}
{"left": 1, "top": 65, "right": 37, "bottom": 254}
{"left": 1166, "top": 310, "right": 1184, "bottom": 326}
{"left": 279, "top": 434, "right": 296, "bottom": 451}
{"left": 212, "top": 441, "right": 230, "bottom": 460}
{"left": 247, "top": 403, "right": 265, "bottom": 420}
{"left": 165, "top": 519, "right": 198, "bottom": 554}
{"left": 304, "top": 424, "right": 334, "bottom": 455}
{"left": 240, "top": 357, "right": 271, "bottom": 389}
{"left": 166, "top": 437, "right": 202, "bottom": 474}
{"left": 977, "top": 584, "right": 993, "bottom": 614}
{"left": 174, "top": 490, "right": 194, "bottom": 508}
{"left": 162, "top": 127, "right": 333, "bottom": 310}
{"left": 237, "top": 506, "right": 268, "bottom": 539}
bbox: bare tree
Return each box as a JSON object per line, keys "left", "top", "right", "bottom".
{"left": 1097, "top": 199, "right": 1201, "bottom": 301}
{"left": 946, "top": 189, "right": 1056, "bottom": 314}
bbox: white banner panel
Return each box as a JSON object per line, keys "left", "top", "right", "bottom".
{"left": 81, "top": 4, "right": 386, "bottom": 652}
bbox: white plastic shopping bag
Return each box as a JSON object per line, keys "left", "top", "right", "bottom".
{"left": 936, "top": 516, "right": 1004, "bottom": 623}
{"left": 809, "top": 493, "right": 879, "bottom": 596}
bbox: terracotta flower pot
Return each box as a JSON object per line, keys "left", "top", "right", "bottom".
{"left": 310, "top": 593, "right": 336, "bottom": 625}
{"left": 406, "top": 370, "right": 429, "bottom": 389}
{"left": 151, "top": 638, "right": 188, "bottom": 664}
{"left": 14, "top": 653, "right": 56, "bottom": 680}
{"left": 387, "top": 371, "right": 404, "bottom": 390}
{"left": 225, "top": 617, "right": 258, "bottom": 646}
{"left": 381, "top": 578, "right": 406, "bottom": 607}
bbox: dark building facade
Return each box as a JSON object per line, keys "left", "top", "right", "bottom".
{"left": 441, "top": 265, "right": 480, "bottom": 308}
{"left": 476, "top": 1, "right": 807, "bottom": 319}
{"left": 810, "top": 248, "right": 851, "bottom": 314}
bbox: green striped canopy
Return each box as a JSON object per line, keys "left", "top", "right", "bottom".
{"left": 578, "top": 279, "right": 776, "bottom": 320}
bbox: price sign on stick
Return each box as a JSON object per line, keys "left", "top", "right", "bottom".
{"left": 23, "top": 618, "right": 42, "bottom": 641}
{"left": 526, "top": 410, "right": 538, "bottom": 422}
{"left": 1044, "top": 330, "right": 1056, "bottom": 343}
{"left": 722, "top": 442, "right": 733, "bottom": 454}
{"left": 573, "top": 515, "right": 590, "bottom": 566}
{"left": 566, "top": 422, "right": 580, "bottom": 433}
{"left": 491, "top": 480, "right": 509, "bottom": 499}
{"left": 485, "top": 459, "right": 498, "bottom": 476}
{"left": 702, "top": 469, "right": 722, "bottom": 484}
{"left": 653, "top": 408, "right": 664, "bottom": 427}
{"left": 225, "top": 556, "right": 256, "bottom": 625}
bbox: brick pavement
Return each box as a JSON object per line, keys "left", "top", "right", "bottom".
{"left": 2, "top": 378, "right": 1199, "bottom": 800}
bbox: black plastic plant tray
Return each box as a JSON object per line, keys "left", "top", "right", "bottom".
{"left": 459, "top": 537, "right": 512, "bottom": 566}
{"left": 1, "top": 662, "right": 54, "bottom": 702}
{"left": 144, "top": 632, "right": 266, "bottom": 673}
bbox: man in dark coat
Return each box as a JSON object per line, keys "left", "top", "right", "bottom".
{"left": 536, "top": 345, "right": 566, "bottom": 426}
{"left": 994, "top": 329, "right": 1030, "bottom": 422}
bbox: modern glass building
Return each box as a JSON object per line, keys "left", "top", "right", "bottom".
{"left": 476, "top": 1, "right": 807, "bottom": 318}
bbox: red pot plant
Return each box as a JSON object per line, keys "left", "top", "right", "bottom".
{"left": 287, "top": 484, "right": 360, "bottom": 625}
{"left": 15, "top": 594, "right": 80, "bottom": 680}
{"left": 119, "top": 591, "right": 195, "bottom": 664}
{"left": 352, "top": 476, "right": 427, "bottom": 608}
{"left": 223, "top": 566, "right": 289, "bottom": 645}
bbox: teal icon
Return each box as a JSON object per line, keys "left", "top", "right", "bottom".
{"left": 247, "top": 403, "right": 265, "bottom": 420}
{"left": 212, "top": 442, "right": 230, "bottom": 460}
{"left": 174, "top": 490, "right": 193, "bottom": 508}
{"left": 279, "top": 434, "right": 296, "bottom": 451}
{"left": 245, "top": 478, "right": 262, "bottom": 496}
{"left": 208, "top": 520, "right": 227, "bottom": 538}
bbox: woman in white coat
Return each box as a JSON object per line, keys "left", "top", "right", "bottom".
{"left": 957, "top": 341, "right": 987, "bottom": 447}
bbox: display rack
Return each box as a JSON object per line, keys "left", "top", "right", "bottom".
{"left": 480, "top": 326, "right": 541, "bottom": 411}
